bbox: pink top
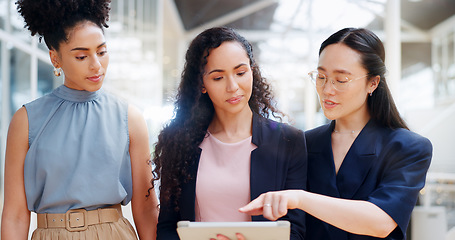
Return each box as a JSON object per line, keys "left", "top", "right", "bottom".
{"left": 195, "top": 133, "right": 257, "bottom": 222}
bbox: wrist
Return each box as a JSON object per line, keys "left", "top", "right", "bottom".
{"left": 297, "top": 190, "right": 307, "bottom": 210}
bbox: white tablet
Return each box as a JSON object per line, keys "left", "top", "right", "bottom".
{"left": 176, "top": 220, "right": 290, "bottom": 240}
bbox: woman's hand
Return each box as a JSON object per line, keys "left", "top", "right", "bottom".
{"left": 211, "top": 233, "right": 246, "bottom": 240}
{"left": 239, "top": 190, "right": 303, "bottom": 220}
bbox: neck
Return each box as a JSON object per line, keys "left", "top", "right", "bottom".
{"left": 334, "top": 111, "right": 371, "bottom": 134}
{"left": 209, "top": 108, "right": 253, "bottom": 143}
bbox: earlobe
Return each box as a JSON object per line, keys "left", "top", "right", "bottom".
{"left": 49, "top": 50, "right": 62, "bottom": 77}
{"left": 201, "top": 86, "right": 207, "bottom": 94}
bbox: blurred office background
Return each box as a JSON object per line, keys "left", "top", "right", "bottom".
{"left": 0, "top": 0, "right": 454, "bottom": 239}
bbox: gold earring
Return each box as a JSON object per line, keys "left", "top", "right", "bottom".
{"left": 53, "top": 67, "right": 62, "bottom": 77}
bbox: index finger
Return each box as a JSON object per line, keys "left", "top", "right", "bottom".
{"left": 239, "top": 194, "right": 265, "bottom": 215}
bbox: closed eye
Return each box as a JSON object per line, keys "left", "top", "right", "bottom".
{"left": 336, "top": 75, "right": 350, "bottom": 84}
{"left": 237, "top": 72, "right": 246, "bottom": 76}
{"left": 317, "top": 74, "right": 325, "bottom": 80}
{"left": 98, "top": 51, "right": 107, "bottom": 56}
{"left": 336, "top": 79, "right": 349, "bottom": 84}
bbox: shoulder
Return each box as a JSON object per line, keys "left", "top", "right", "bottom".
{"left": 304, "top": 123, "right": 331, "bottom": 148}
{"left": 360, "top": 125, "right": 433, "bottom": 174}
{"left": 96, "top": 90, "right": 129, "bottom": 125}
{"left": 388, "top": 127, "right": 430, "bottom": 142}
{"left": 100, "top": 89, "right": 128, "bottom": 108}
{"left": 305, "top": 123, "right": 330, "bottom": 138}
{"left": 128, "top": 104, "right": 145, "bottom": 124}
{"left": 127, "top": 104, "right": 148, "bottom": 139}
{"left": 383, "top": 128, "right": 432, "bottom": 155}
{"left": 7, "top": 107, "right": 29, "bottom": 146}
{"left": 22, "top": 93, "right": 60, "bottom": 128}
{"left": 10, "top": 107, "right": 28, "bottom": 128}
{"left": 256, "top": 116, "right": 304, "bottom": 140}
{"left": 23, "top": 91, "right": 57, "bottom": 110}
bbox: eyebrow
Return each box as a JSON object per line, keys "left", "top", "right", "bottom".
{"left": 317, "top": 66, "right": 352, "bottom": 75}
{"left": 207, "top": 63, "right": 248, "bottom": 75}
{"left": 70, "top": 42, "right": 106, "bottom": 51}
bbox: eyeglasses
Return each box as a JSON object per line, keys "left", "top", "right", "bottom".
{"left": 308, "top": 71, "right": 369, "bottom": 92}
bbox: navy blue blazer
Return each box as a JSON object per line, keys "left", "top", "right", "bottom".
{"left": 157, "top": 113, "right": 307, "bottom": 240}
{"left": 305, "top": 120, "right": 432, "bottom": 240}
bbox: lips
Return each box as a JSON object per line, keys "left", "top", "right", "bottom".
{"left": 226, "top": 95, "right": 243, "bottom": 104}
{"left": 87, "top": 74, "right": 103, "bottom": 83}
{"left": 322, "top": 99, "right": 338, "bottom": 109}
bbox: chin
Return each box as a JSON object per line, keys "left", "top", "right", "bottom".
{"left": 323, "top": 112, "right": 337, "bottom": 121}
{"left": 86, "top": 83, "right": 103, "bottom": 92}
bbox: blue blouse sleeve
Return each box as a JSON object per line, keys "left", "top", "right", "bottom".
{"left": 368, "top": 130, "right": 432, "bottom": 238}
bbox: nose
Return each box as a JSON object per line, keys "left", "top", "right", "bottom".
{"left": 226, "top": 75, "right": 239, "bottom": 92}
{"left": 321, "top": 78, "right": 336, "bottom": 95}
{"left": 90, "top": 55, "right": 102, "bottom": 71}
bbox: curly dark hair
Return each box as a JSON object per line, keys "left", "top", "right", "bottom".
{"left": 152, "top": 27, "right": 282, "bottom": 208}
{"left": 16, "top": 0, "right": 111, "bottom": 51}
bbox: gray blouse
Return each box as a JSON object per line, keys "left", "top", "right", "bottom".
{"left": 24, "top": 85, "right": 132, "bottom": 214}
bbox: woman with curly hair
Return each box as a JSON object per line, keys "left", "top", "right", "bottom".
{"left": 1, "top": 0, "right": 158, "bottom": 239}
{"left": 153, "top": 26, "right": 307, "bottom": 240}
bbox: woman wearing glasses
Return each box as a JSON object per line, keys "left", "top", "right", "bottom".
{"left": 240, "top": 28, "right": 432, "bottom": 240}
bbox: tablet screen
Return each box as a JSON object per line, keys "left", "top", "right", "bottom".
{"left": 177, "top": 220, "right": 290, "bottom": 240}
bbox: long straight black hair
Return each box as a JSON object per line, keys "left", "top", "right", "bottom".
{"left": 320, "top": 28, "right": 408, "bottom": 130}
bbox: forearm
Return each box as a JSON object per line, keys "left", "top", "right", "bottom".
{"left": 133, "top": 203, "right": 159, "bottom": 240}
{"left": 1, "top": 212, "right": 30, "bottom": 240}
{"left": 298, "top": 191, "right": 397, "bottom": 237}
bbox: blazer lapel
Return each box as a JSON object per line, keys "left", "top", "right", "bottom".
{"left": 179, "top": 148, "right": 202, "bottom": 221}
{"left": 250, "top": 113, "right": 277, "bottom": 200}
{"left": 336, "top": 120, "right": 377, "bottom": 199}
{"left": 307, "top": 122, "right": 341, "bottom": 198}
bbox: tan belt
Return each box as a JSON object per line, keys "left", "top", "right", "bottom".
{"left": 37, "top": 204, "right": 122, "bottom": 232}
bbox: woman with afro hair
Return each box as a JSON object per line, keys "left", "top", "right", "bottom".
{"left": 1, "top": 0, "right": 158, "bottom": 239}
{"left": 153, "top": 27, "right": 307, "bottom": 240}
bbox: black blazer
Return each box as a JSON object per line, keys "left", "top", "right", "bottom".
{"left": 305, "top": 120, "right": 432, "bottom": 240}
{"left": 157, "top": 113, "right": 307, "bottom": 240}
